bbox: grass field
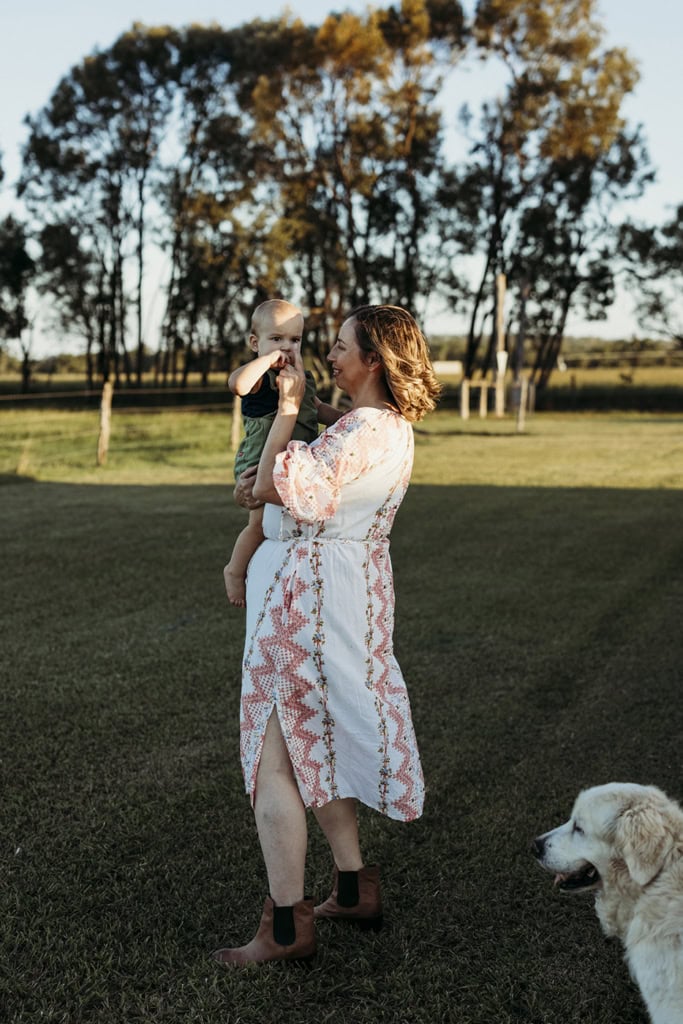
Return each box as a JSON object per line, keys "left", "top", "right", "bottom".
{"left": 2, "top": 408, "right": 682, "bottom": 1023}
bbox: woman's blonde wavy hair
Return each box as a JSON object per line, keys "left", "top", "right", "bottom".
{"left": 347, "top": 305, "right": 442, "bottom": 422}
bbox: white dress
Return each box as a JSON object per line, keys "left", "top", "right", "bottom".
{"left": 240, "top": 407, "right": 424, "bottom": 822}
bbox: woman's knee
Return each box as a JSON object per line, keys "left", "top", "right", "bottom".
{"left": 259, "top": 712, "right": 292, "bottom": 770}
{"left": 255, "top": 713, "right": 300, "bottom": 799}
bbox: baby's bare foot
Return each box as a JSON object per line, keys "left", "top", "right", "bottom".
{"left": 223, "top": 564, "right": 246, "bottom": 607}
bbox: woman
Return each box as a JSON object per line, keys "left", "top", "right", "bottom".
{"left": 214, "top": 305, "right": 441, "bottom": 965}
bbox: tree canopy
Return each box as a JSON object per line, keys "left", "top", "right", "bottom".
{"left": 5, "top": 0, "right": 673, "bottom": 387}
{"left": 619, "top": 206, "right": 683, "bottom": 346}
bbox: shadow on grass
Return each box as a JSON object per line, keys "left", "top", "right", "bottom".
{"left": 2, "top": 479, "right": 681, "bottom": 1023}
{"left": 0, "top": 472, "right": 36, "bottom": 485}
{"left": 0, "top": 385, "right": 233, "bottom": 412}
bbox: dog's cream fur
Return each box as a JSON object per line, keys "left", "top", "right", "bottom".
{"left": 533, "top": 783, "right": 683, "bottom": 1024}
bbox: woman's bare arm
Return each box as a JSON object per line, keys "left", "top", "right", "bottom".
{"left": 252, "top": 351, "right": 306, "bottom": 505}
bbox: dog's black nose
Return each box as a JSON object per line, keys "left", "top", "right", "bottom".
{"left": 530, "top": 837, "right": 545, "bottom": 858}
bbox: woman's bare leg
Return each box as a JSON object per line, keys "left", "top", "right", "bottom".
{"left": 313, "top": 798, "right": 363, "bottom": 870}
{"left": 253, "top": 711, "right": 307, "bottom": 904}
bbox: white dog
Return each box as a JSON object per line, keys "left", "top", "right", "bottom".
{"left": 532, "top": 783, "right": 683, "bottom": 1024}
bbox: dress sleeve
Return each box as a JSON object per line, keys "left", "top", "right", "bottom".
{"left": 273, "top": 410, "right": 393, "bottom": 523}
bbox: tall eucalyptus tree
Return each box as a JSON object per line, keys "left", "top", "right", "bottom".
{"left": 20, "top": 25, "right": 178, "bottom": 382}
{"left": 452, "top": 0, "right": 646, "bottom": 382}
{"left": 236, "top": 0, "right": 467, "bottom": 369}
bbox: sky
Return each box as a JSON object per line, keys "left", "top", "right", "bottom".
{"left": 1, "top": 0, "right": 681, "bottom": 347}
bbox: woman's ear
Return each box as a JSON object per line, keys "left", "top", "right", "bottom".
{"left": 364, "top": 351, "right": 381, "bottom": 370}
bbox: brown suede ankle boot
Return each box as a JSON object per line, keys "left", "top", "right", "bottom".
{"left": 213, "top": 896, "right": 316, "bottom": 965}
{"left": 314, "top": 864, "right": 383, "bottom": 931}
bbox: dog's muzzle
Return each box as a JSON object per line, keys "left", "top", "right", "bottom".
{"left": 531, "top": 835, "right": 601, "bottom": 892}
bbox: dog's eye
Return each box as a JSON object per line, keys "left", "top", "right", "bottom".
{"left": 572, "top": 822, "right": 584, "bottom": 836}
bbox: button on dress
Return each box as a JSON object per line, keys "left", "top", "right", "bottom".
{"left": 240, "top": 407, "right": 424, "bottom": 821}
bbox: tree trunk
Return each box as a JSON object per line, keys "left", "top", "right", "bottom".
{"left": 464, "top": 248, "right": 493, "bottom": 378}
{"left": 98, "top": 305, "right": 109, "bottom": 383}
{"left": 182, "top": 294, "right": 200, "bottom": 388}
{"left": 135, "top": 171, "right": 146, "bottom": 386}
{"left": 117, "top": 247, "right": 132, "bottom": 385}
{"left": 21, "top": 350, "right": 31, "bottom": 394}
{"left": 171, "top": 342, "right": 178, "bottom": 387}
{"left": 85, "top": 334, "right": 95, "bottom": 390}
{"left": 161, "top": 343, "right": 169, "bottom": 386}
{"left": 481, "top": 326, "right": 496, "bottom": 379}
{"left": 109, "top": 271, "right": 120, "bottom": 387}
{"left": 513, "top": 282, "right": 530, "bottom": 382}
{"left": 160, "top": 216, "right": 182, "bottom": 388}
{"left": 201, "top": 343, "right": 210, "bottom": 387}
{"left": 537, "top": 290, "right": 572, "bottom": 389}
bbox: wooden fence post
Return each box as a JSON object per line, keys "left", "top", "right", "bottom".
{"left": 479, "top": 381, "right": 488, "bottom": 418}
{"left": 460, "top": 378, "right": 470, "bottom": 420}
{"left": 96, "top": 380, "right": 114, "bottom": 466}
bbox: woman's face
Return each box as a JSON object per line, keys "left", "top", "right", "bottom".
{"left": 327, "top": 318, "right": 370, "bottom": 395}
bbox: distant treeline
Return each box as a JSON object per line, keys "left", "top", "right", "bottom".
{"left": 2, "top": 335, "right": 680, "bottom": 380}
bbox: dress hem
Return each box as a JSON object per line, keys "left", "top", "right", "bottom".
{"left": 245, "top": 778, "right": 423, "bottom": 823}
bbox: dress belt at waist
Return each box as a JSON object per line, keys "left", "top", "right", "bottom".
{"left": 275, "top": 529, "right": 388, "bottom": 545}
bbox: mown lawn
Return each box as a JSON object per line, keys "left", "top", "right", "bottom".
{"left": 1, "top": 408, "right": 682, "bottom": 1023}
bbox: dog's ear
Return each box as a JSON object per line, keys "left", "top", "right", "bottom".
{"left": 614, "top": 803, "right": 675, "bottom": 886}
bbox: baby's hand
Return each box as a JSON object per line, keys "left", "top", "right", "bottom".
{"left": 268, "top": 349, "right": 289, "bottom": 370}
